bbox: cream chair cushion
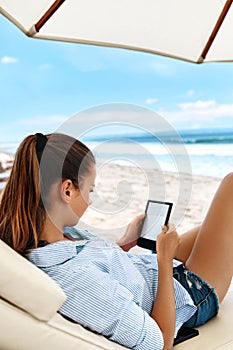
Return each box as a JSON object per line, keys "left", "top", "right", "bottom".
{"left": 0, "top": 239, "right": 66, "bottom": 321}
{"left": 0, "top": 298, "right": 126, "bottom": 350}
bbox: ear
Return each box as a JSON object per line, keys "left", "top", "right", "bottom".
{"left": 61, "top": 179, "right": 75, "bottom": 203}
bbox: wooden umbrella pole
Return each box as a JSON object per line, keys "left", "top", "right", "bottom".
{"left": 35, "top": 0, "right": 66, "bottom": 32}
{"left": 199, "top": 0, "right": 233, "bottom": 62}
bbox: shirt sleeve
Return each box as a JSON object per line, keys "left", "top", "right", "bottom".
{"left": 57, "top": 265, "right": 164, "bottom": 350}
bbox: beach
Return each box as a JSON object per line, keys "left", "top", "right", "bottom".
{"left": 77, "top": 163, "right": 222, "bottom": 244}
{"left": 0, "top": 152, "right": 14, "bottom": 192}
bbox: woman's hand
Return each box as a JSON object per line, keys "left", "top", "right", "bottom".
{"left": 116, "top": 214, "right": 145, "bottom": 251}
{"left": 156, "top": 223, "right": 180, "bottom": 263}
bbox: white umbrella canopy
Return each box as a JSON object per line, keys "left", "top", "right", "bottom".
{"left": 0, "top": 0, "right": 232, "bottom": 64}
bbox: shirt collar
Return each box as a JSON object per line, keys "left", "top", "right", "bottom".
{"left": 27, "top": 226, "right": 91, "bottom": 267}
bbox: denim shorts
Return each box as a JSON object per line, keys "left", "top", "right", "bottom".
{"left": 173, "top": 264, "right": 219, "bottom": 327}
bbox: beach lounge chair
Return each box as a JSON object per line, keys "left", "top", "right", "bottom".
{"left": 0, "top": 238, "right": 233, "bottom": 350}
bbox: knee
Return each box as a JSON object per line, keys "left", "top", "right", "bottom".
{"left": 222, "top": 172, "right": 233, "bottom": 185}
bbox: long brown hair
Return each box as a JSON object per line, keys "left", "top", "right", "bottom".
{"left": 0, "top": 133, "right": 95, "bottom": 255}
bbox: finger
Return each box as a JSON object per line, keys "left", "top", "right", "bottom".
{"left": 135, "top": 214, "right": 143, "bottom": 220}
{"left": 161, "top": 225, "right": 167, "bottom": 233}
{"left": 167, "top": 223, "right": 175, "bottom": 233}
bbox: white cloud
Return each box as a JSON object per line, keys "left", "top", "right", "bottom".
{"left": 0, "top": 56, "right": 19, "bottom": 64}
{"left": 145, "top": 98, "right": 158, "bottom": 105}
{"left": 179, "top": 100, "right": 216, "bottom": 110}
{"left": 157, "top": 100, "right": 233, "bottom": 128}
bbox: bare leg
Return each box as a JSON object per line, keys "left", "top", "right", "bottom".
{"left": 175, "top": 225, "right": 200, "bottom": 263}
{"left": 182, "top": 173, "right": 233, "bottom": 302}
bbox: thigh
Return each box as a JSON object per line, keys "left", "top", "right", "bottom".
{"left": 185, "top": 173, "right": 233, "bottom": 302}
{"left": 175, "top": 226, "right": 200, "bottom": 263}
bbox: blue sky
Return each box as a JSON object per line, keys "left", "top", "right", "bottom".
{"left": 1, "top": 13, "right": 233, "bottom": 143}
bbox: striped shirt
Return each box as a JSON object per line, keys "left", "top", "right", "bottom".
{"left": 27, "top": 227, "right": 197, "bottom": 350}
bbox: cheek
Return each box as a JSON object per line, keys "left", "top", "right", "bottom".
{"left": 70, "top": 193, "right": 89, "bottom": 218}
{"left": 79, "top": 196, "right": 89, "bottom": 212}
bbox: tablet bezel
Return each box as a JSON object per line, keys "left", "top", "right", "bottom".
{"left": 137, "top": 200, "right": 173, "bottom": 251}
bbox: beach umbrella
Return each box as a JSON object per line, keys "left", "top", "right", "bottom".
{"left": 0, "top": 0, "right": 232, "bottom": 64}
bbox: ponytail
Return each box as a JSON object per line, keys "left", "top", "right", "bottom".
{"left": 0, "top": 135, "right": 45, "bottom": 254}
{"left": 0, "top": 133, "right": 95, "bottom": 255}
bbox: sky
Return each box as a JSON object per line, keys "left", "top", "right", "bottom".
{"left": 1, "top": 13, "right": 233, "bottom": 143}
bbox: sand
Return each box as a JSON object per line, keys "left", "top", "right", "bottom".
{"left": 77, "top": 163, "right": 222, "bottom": 244}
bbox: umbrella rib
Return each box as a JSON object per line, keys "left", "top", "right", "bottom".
{"left": 35, "top": 0, "right": 66, "bottom": 32}
{"left": 199, "top": 0, "right": 233, "bottom": 62}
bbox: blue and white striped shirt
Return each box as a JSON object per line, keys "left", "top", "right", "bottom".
{"left": 28, "top": 227, "right": 197, "bottom": 350}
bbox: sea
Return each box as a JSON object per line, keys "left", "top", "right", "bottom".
{"left": 1, "top": 128, "right": 233, "bottom": 179}
{"left": 84, "top": 128, "right": 233, "bottom": 179}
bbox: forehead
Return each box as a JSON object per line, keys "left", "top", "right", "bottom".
{"left": 84, "top": 165, "right": 96, "bottom": 184}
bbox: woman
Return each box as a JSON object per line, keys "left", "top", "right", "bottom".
{"left": 0, "top": 132, "right": 232, "bottom": 350}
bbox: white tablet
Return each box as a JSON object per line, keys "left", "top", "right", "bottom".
{"left": 137, "top": 200, "right": 173, "bottom": 251}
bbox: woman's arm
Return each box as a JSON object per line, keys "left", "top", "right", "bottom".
{"left": 151, "top": 259, "right": 175, "bottom": 350}
{"left": 151, "top": 225, "right": 180, "bottom": 350}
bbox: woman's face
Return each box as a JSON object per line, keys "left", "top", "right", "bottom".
{"left": 69, "top": 165, "right": 96, "bottom": 220}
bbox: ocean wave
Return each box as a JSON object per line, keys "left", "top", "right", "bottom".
{"left": 84, "top": 129, "right": 233, "bottom": 145}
